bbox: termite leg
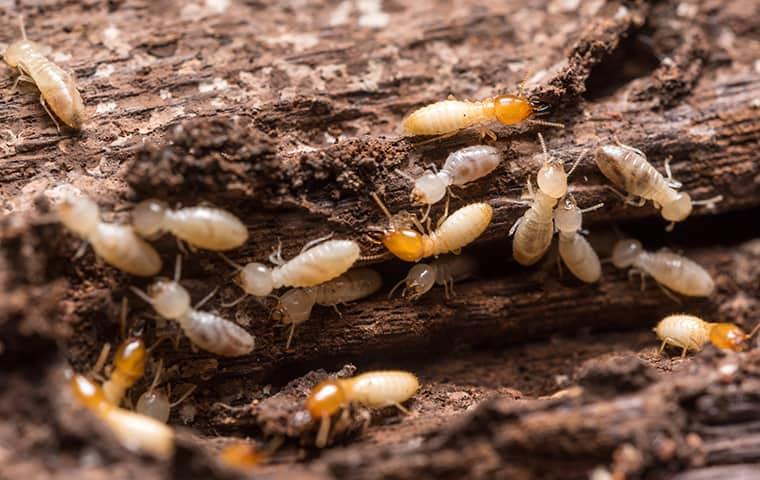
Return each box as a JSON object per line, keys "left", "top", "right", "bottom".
{"left": 419, "top": 203, "right": 432, "bottom": 225}
{"left": 662, "top": 156, "right": 682, "bottom": 189}
{"left": 436, "top": 195, "right": 451, "bottom": 229}
{"left": 478, "top": 125, "right": 497, "bottom": 141}
{"left": 269, "top": 239, "right": 285, "bottom": 266}
{"left": 39, "top": 95, "right": 61, "bottom": 132}
{"left": 119, "top": 297, "right": 129, "bottom": 339}
{"left": 411, "top": 130, "right": 459, "bottom": 147}
{"left": 194, "top": 287, "right": 219, "bottom": 310}
{"left": 508, "top": 216, "right": 523, "bottom": 237}
{"left": 331, "top": 305, "right": 343, "bottom": 318}
{"left": 680, "top": 346, "right": 688, "bottom": 359}
{"left": 300, "top": 233, "right": 335, "bottom": 254}
{"left": 90, "top": 342, "right": 112, "bottom": 378}
{"left": 656, "top": 282, "right": 682, "bottom": 304}
{"left": 613, "top": 136, "right": 647, "bottom": 158}
{"left": 658, "top": 338, "right": 671, "bottom": 355}
{"left": 221, "top": 294, "right": 249, "bottom": 308}
{"left": 605, "top": 186, "right": 646, "bottom": 207}
{"left": 285, "top": 322, "right": 297, "bottom": 350}
{"left": 10, "top": 71, "right": 35, "bottom": 92}
{"left": 169, "top": 385, "right": 197, "bottom": 408}
{"left": 393, "top": 402, "right": 410, "bottom": 415}
{"left": 174, "top": 255, "right": 183, "bottom": 282}
{"left": 73, "top": 240, "right": 89, "bottom": 260}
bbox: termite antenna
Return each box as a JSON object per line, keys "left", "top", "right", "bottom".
{"left": 527, "top": 119, "right": 565, "bottom": 129}
{"left": 129, "top": 286, "right": 154, "bottom": 305}
{"left": 394, "top": 168, "right": 415, "bottom": 183}
{"left": 747, "top": 322, "right": 760, "bottom": 340}
{"left": 387, "top": 277, "right": 407, "bottom": 299}
{"left": 19, "top": 14, "right": 27, "bottom": 41}
{"left": 174, "top": 255, "right": 183, "bottom": 282}
{"left": 370, "top": 192, "right": 393, "bottom": 221}
{"left": 537, "top": 132, "right": 549, "bottom": 163}
{"left": 218, "top": 253, "right": 243, "bottom": 272}
{"left": 580, "top": 202, "right": 604, "bottom": 214}
{"left": 692, "top": 194, "right": 724, "bottom": 208}
{"left": 567, "top": 148, "right": 590, "bottom": 178}
{"left": 169, "top": 385, "right": 196, "bottom": 408}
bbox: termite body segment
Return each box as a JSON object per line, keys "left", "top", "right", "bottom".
{"left": 411, "top": 145, "right": 502, "bottom": 205}
{"left": 57, "top": 193, "right": 161, "bottom": 277}
{"left": 553, "top": 196, "right": 602, "bottom": 283}
{"left": 612, "top": 239, "right": 714, "bottom": 297}
{"left": 3, "top": 17, "right": 86, "bottom": 130}
{"left": 274, "top": 268, "right": 382, "bottom": 348}
{"left": 69, "top": 374, "right": 174, "bottom": 458}
{"left": 306, "top": 370, "right": 419, "bottom": 447}
{"left": 235, "top": 239, "right": 361, "bottom": 297}
{"left": 395, "top": 254, "right": 477, "bottom": 300}
{"left": 132, "top": 200, "right": 248, "bottom": 251}
{"left": 102, "top": 336, "right": 147, "bottom": 405}
{"left": 655, "top": 314, "right": 753, "bottom": 358}
{"left": 403, "top": 95, "right": 538, "bottom": 136}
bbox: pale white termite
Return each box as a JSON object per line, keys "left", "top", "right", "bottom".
{"left": 272, "top": 268, "right": 382, "bottom": 349}
{"left": 402, "top": 145, "right": 502, "bottom": 206}
{"left": 3, "top": 16, "right": 86, "bottom": 131}
{"left": 389, "top": 253, "right": 477, "bottom": 300}
{"left": 57, "top": 190, "right": 162, "bottom": 277}
{"left": 595, "top": 142, "right": 722, "bottom": 230}
{"left": 132, "top": 200, "right": 248, "bottom": 251}
{"left": 654, "top": 314, "right": 759, "bottom": 358}
{"left": 306, "top": 370, "right": 419, "bottom": 448}
{"left": 70, "top": 373, "right": 174, "bottom": 459}
{"left": 511, "top": 134, "right": 581, "bottom": 266}
{"left": 221, "top": 236, "right": 361, "bottom": 304}
{"left": 611, "top": 239, "right": 715, "bottom": 297}
{"left": 131, "top": 256, "right": 255, "bottom": 357}
{"left": 371, "top": 193, "right": 492, "bottom": 262}
{"left": 136, "top": 360, "right": 196, "bottom": 423}
{"left": 553, "top": 195, "right": 604, "bottom": 283}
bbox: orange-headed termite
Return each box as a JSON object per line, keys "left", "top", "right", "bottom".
{"left": 57, "top": 190, "right": 162, "bottom": 277}
{"left": 611, "top": 239, "right": 715, "bottom": 297}
{"left": 553, "top": 195, "right": 604, "bottom": 283}
{"left": 389, "top": 253, "right": 477, "bottom": 300}
{"left": 306, "top": 370, "right": 419, "bottom": 448}
{"left": 102, "top": 335, "right": 147, "bottom": 406}
{"left": 655, "top": 314, "right": 760, "bottom": 358}
{"left": 132, "top": 200, "right": 248, "bottom": 251}
{"left": 273, "top": 268, "right": 382, "bottom": 349}
{"left": 3, "top": 16, "right": 86, "bottom": 131}
{"left": 69, "top": 373, "right": 174, "bottom": 458}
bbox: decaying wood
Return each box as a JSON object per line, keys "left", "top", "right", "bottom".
{"left": 1, "top": 0, "right": 759, "bottom": 479}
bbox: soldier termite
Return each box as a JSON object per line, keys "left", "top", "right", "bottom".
{"left": 655, "top": 314, "right": 760, "bottom": 358}
{"left": 220, "top": 236, "right": 361, "bottom": 304}
{"left": 135, "top": 360, "right": 196, "bottom": 423}
{"left": 3, "top": 15, "right": 86, "bottom": 131}
{"left": 306, "top": 370, "right": 419, "bottom": 448}
{"left": 131, "top": 256, "right": 255, "bottom": 357}
{"left": 388, "top": 253, "right": 477, "bottom": 300}
{"left": 511, "top": 134, "right": 582, "bottom": 266}
{"left": 594, "top": 142, "right": 722, "bottom": 230}
{"left": 611, "top": 239, "right": 715, "bottom": 297}
{"left": 553, "top": 195, "right": 604, "bottom": 283}
{"left": 132, "top": 200, "right": 248, "bottom": 252}
{"left": 57, "top": 190, "right": 162, "bottom": 277}
{"left": 370, "top": 193, "right": 492, "bottom": 262}
{"left": 101, "top": 335, "right": 147, "bottom": 406}
{"left": 69, "top": 373, "right": 174, "bottom": 459}
{"left": 272, "top": 268, "right": 382, "bottom": 349}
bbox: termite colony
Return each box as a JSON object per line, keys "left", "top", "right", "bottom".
{"left": 8, "top": 8, "right": 739, "bottom": 467}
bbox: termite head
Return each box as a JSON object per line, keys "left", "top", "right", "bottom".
{"left": 2, "top": 40, "right": 36, "bottom": 68}
{"left": 149, "top": 279, "right": 191, "bottom": 320}
{"left": 57, "top": 194, "right": 100, "bottom": 237}
{"left": 553, "top": 195, "right": 582, "bottom": 234}
{"left": 611, "top": 239, "right": 643, "bottom": 268}
{"left": 271, "top": 288, "right": 315, "bottom": 326}
{"left": 710, "top": 323, "right": 749, "bottom": 352}
{"left": 535, "top": 134, "right": 567, "bottom": 199}
{"left": 113, "top": 336, "right": 147, "bottom": 383}
{"left": 306, "top": 379, "right": 348, "bottom": 419}
{"left": 370, "top": 193, "right": 425, "bottom": 262}
{"left": 661, "top": 193, "right": 692, "bottom": 222}
{"left": 404, "top": 264, "right": 436, "bottom": 300}
{"left": 132, "top": 199, "right": 169, "bottom": 238}
{"left": 412, "top": 171, "right": 446, "bottom": 205}
{"left": 136, "top": 389, "right": 171, "bottom": 423}
{"left": 237, "top": 263, "right": 273, "bottom": 297}
{"left": 69, "top": 372, "right": 110, "bottom": 414}
{"left": 491, "top": 95, "right": 534, "bottom": 126}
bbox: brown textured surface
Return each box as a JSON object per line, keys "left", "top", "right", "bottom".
{"left": 1, "top": 0, "right": 760, "bottom": 479}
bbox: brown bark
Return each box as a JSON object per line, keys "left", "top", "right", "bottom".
{"left": 1, "top": 0, "right": 760, "bottom": 479}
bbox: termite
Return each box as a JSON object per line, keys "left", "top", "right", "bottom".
{"left": 388, "top": 253, "right": 477, "bottom": 300}
{"left": 272, "top": 268, "right": 382, "bottom": 349}
{"left": 595, "top": 142, "right": 722, "bottom": 230}
{"left": 135, "top": 360, "right": 196, "bottom": 423}
{"left": 510, "top": 134, "right": 581, "bottom": 266}
{"left": 306, "top": 370, "right": 419, "bottom": 448}
{"left": 370, "top": 193, "right": 492, "bottom": 262}
{"left": 131, "top": 256, "right": 255, "bottom": 357}
{"left": 553, "top": 195, "right": 604, "bottom": 283}
{"left": 57, "top": 190, "right": 162, "bottom": 277}
{"left": 69, "top": 373, "right": 174, "bottom": 458}
{"left": 611, "top": 239, "right": 715, "bottom": 297}
{"left": 655, "top": 314, "right": 760, "bottom": 358}
{"left": 3, "top": 16, "right": 86, "bottom": 131}
{"left": 102, "top": 335, "right": 147, "bottom": 406}
{"left": 218, "top": 442, "right": 266, "bottom": 472}
{"left": 221, "top": 236, "right": 361, "bottom": 303}
{"left": 132, "top": 200, "right": 248, "bottom": 252}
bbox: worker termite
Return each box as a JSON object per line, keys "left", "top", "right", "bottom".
{"left": 132, "top": 200, "right": 248, "bottom": 251}
{"left": 69, "top": 373, "right": 174, "bottom": 459}
{"left": 3, "top": 16, "right": 86, "bottom": 131}
{"left": 101, "top": 335, "right": 147, "bottom": 406}
{"left": 595, "top": 142, "right": 722, "bottom": 230}
{"left": 611, "top": 239, "right": 715, "bottom": 297}
{"left": 221, "top": 236, "right": 361, "bottom": 303}
{"left": 553, "top": 195, "right": 604, "bottom": 283}
{"left": 135, "top": 360, "right": 196, "bottom": 423}
{"left": 57, "top": 190, "right": 162, "bottom": 277}
{"left": 370, "top": 193, "right": 492, "bottom": 262}
{"left": 388, "top": 253, "right": 477, "bottom": 300}
{"left": 131, "top": 256, "right": 255, "bottom": 357}
{"left": 272, "top": 268, "right": 383, "bottom": 349}
{"left": 306, "top": 370, "right": 419, "bottom": 448}
{"left": 511, "top": 134, "right": 581, "bottom": 266}
{"left": 655, "top": 314, "right": 760, "bottom": 358}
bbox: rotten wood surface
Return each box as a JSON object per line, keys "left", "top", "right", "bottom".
{"left": 1, "top": 0, "right": 760, "bottom": 479}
